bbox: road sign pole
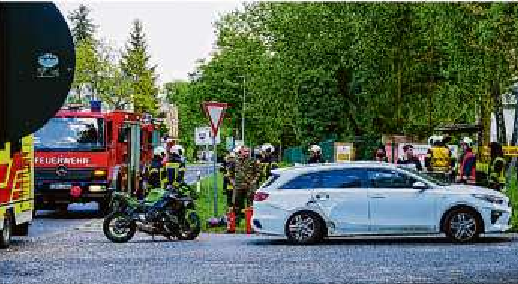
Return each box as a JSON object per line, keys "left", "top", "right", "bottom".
{"left": 202, "top": 101, "right": 228, "bottom": 218}
{"left": 213, "top": 134, "right": 218, "bottom": 217}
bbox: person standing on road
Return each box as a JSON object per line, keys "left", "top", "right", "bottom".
{"left": 164, "top": 146, "right": 186, "bottom": 190}
{"left": 397, "top": 145, "right": 423, "bottom": 171}
{"left": 258, "top": 144, "right": 278, "bottom": 186}
{"left": 149, "top": 147, "right": 164, "bottom": 189}
{"left": 374, "top": 145, "right": 388, "bottom": 162}
{"left": 488, "top": 142, "right": 506, "bottom": 191}
{"left": 233, "top": 146, "right": 260, "bottom": 223}
{"left": 222, "top": 151, "right": 236, "bottom": 209}
{"left": 457, "top": 138, "right": 476, "bottom": 185}
{"left": 308, "top": 145, "right": 325, "bottom": 164}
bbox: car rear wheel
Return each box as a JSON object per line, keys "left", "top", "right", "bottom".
{"left": 444, "top": 208, "right": 480, "bottom": 243}
{"left": 286, "top": 211, "right": 324, "bottom": 245}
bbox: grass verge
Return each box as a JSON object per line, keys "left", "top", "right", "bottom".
{"left": 194, "top": 172, "right": 248, "bottom": 233}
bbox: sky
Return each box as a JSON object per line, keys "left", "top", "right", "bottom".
{"left": 56, "top": 1, "right": 243, "bottom": 86}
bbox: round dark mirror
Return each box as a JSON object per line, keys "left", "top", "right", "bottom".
{"left": 1, "top": 2, "right": 75, "bottom": 143}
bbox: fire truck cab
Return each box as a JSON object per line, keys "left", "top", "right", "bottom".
{"left": 33, "top": 107, "right": 159, "bottom": 213}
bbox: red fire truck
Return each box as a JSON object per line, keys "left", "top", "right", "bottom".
{"left": 33, "top": 106, "right": 159, "bottom": 213}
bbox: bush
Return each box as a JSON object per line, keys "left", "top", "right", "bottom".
{"left": 506, "top": 168, "right": 518, "bottom": 231}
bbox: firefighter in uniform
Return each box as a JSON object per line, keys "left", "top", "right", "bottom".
{"left": 457, "top": 138, "right": 476, "bottom": 184}
{"left": 148, "top": 147, "right": 165, "bottom": 189}
{"left": 308, "top": 145, "right": 325, "bottom": 164}
{"left": 163, "top": 145, "right": 186, "bottom": 191}
{"left": 222, "top": 151, "right": 237, "bottom": 209}
{"left": 488, "top": 142, "right": 506, "bottom": 192}
{"left": 425, "top": 136, "right": 453, "bottom": 181}
{"left": 258, "top": 144, "right": 278, "bottom": 186}
{"left": 233, "top": 146, "right": 260, "bottom": 222}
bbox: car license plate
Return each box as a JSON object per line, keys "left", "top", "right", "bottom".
{"left": 49, "top": 183, "right": 72, "bottom": 190}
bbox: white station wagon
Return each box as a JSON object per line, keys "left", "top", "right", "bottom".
{"left": 252, "top": 162, "right": 511, "bottom": 244}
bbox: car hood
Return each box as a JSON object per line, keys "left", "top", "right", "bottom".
{"left": 444, "top": 184, "right": 507, "bottom": 198}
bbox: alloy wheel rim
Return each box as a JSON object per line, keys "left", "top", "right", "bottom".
{"left": 450, "top": 213, "right": 476, "bottom": 241}
{"left": 109, "top": 216, "right": 130, "bottom": 237}
{"left": 289, "top": 214, "right": 315, "bottom": 241}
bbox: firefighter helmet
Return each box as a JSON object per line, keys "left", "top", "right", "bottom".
{"left": 261, "top": 144, "right": 275, "bottom": 153}
{"left": 460, "top": 137, "right": 473, "bottom": 147}
{"left": 309, "top": 145, "right": 321, "bottom": 153}
{"left": 154, "top": 146, "right": 165, "bottom": 156}
{"left": 428, "top": 136, "right": 444, "bottom": 146}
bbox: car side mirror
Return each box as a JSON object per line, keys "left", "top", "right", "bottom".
{"left": 413, "top": 181, "right": 427, "bottom": 191}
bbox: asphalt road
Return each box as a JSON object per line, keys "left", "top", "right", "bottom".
{"left": 3, "top": 215, "right": 518, "bottom": 284}
{"left": 4, "top": 164, "right": 518, "bottom": 284}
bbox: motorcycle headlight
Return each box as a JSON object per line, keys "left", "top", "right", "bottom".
{"left": 472, "top": 194, "right": 505, "bottom": 205}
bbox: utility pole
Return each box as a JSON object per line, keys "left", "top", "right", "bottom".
{"left": 241, "top": 75, "right": 246, "bottom": 146}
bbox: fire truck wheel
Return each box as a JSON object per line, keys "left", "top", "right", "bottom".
{"left": 56, "top": 204, "right": 68, "bottom": 213}
{"left": 13, "top": 222, "right": 29, "bottom": 236}
{"left": 0, "top": 211, "right": 13, "bottom": 248}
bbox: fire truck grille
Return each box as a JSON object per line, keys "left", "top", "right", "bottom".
{"left": 35, "top": 168, "right": 95, "bottom": 181}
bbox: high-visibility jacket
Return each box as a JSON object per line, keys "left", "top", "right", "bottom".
{"left": 258, "top": 158, "right": 278, "bottom": 186}
{"left": 457, "top": 151, "right": 476, "bottom": 184}
{"left": 163, "top": 155, "right": 185, "bottom": 189}
{"left": 428, "top": 147, "right": 451, "bottom": 173}
{"left": 488, "top": 157, "right": 506, "bottom": 188}
{"left": 223, "top": 160, "right": 236, "bottom": 192}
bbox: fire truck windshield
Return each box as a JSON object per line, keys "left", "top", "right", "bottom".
{"left": 34, "top": 117, "right": 105, "bottom": 151}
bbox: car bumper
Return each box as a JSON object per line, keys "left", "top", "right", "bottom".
{"left": 35, "top": 184, "right": 109, "bottom": 207}
{"left": 481, "top": 206, "right": 512, "bottom": 233}
{"left": 252, "top": 205, "right": 288, "bottom": 236}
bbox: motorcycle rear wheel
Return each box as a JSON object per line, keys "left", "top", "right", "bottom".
{"left": 178, "top": 212, "right": 201, "bottom": 240}
{"left": 103, "top": 212, "right": 136, "bottom": 243}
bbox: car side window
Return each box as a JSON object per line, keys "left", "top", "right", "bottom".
{"left": 319, "top": 169, "right": 366, "bottom": 189}
{"left": 369, "top": 169, "right": 415, "bottom": 189}
{"left": 280, "top": 173, "right": 320, "bottom": 190}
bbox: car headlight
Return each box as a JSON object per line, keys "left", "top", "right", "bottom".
{"left": 472, "top": 194, "right": 505, "bottom": 205}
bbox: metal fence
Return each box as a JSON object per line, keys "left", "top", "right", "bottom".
{"left": 282, "top": 135, "right": 383, "bottom": 164}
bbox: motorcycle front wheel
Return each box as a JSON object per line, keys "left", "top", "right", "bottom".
{"left": 178, "top": 211, "right": 201, "bottom": 240}
{"left": 103, "top": 212, "right": 136, "bottom": 243}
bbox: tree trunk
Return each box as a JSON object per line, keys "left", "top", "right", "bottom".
{"left": 492, "top": 79, "right": 507, "bottom": 145}
{"left": 397, "top": 61, "right": 402, "bottom": 132}
{"left": 511, "top": 86, "right": 518, "bottom": 147}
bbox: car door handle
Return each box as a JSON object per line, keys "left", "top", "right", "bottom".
{"left": 315, "top": 193, "right": 329, "bottom": 200}
{"left": 370, "top": 195, "right": 386, "bottom": 199}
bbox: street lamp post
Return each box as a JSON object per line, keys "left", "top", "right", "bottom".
{"left": 240, "top": 75, "right": 246, "bottom": 146}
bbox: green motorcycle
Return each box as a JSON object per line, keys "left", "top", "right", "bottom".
{"left": 103, "top": 188, "right": 201, "bottom": 243}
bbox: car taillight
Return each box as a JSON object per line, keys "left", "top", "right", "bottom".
{"left": 254, "top": 192, "right": 269, "bottom": 201}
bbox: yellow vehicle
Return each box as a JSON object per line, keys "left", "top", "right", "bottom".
{"left": 0, "top": 2, "right": 75, "bottom": 247}
{"left": 0, "top": 136, "right": 34, "bottom": 247}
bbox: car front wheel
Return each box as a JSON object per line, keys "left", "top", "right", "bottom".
{"left": 444, "top": 208, "right": 481, "bottom": 243}
{"left": 286, "top": 211, "right": 324, "bottom": 245}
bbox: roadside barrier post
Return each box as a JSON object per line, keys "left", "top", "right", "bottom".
{"left": 227, "top": 208, "right": 236, "bottom": 233}
{"left": 243, "top": 206, "right": 253, "bottom": 234}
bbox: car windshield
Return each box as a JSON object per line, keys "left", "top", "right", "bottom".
{"left": 397, "top": 166, "right": 450, "bottom": 186}
{"left": 34, "top": 117, "right": 105, "bottom": 151}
